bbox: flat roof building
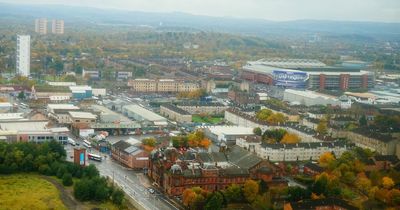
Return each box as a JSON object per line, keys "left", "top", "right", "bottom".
{"left": 16, "top": 35, "right": 30, "bottom": 77}
{"left": 51, "top": 19, "right": 64, "bottom": 34}
{"left": 35, "top": 18, "right": 47, "bottom": 35}
{"left": 122, "top": 105, "right": 167, "bottom": 126}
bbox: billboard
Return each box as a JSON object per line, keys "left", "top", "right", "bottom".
{"left": 272, "top": 70, "right": 308, "bottom": 89}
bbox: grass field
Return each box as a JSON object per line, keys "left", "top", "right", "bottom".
{"left": 0, "top": 174, "right": 67, "bottom": 210}
{"left": 192, "top": 115, "right": 224, "bottom": 124}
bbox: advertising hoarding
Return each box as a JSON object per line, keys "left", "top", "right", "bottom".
{"left": 272, "top": 70, "right": 308, "bottom": 89}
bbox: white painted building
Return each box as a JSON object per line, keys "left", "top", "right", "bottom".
{"left": 16, "top": 35, "right": 30, "bottom": 77}
{"left": 236, "top": 136, "right": 349, "bottom": 162}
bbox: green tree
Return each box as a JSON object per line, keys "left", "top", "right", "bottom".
{"left": 312, "top": 173, "right": 328, "bottom": 195}
{"left": 204, "top": 192, "right": 223, "bottom": 210}
{"left": 253, "top": 127, "right": 262, "bottom": 136}
{"left": 17, "top": 91, "right": 25, "bottom": 100}
{"left": 62, "top": 173, "right": 73, "bottom": 186}
{"left": 359, "top": 115, "right": 367, "bottom": 127}
{"left": 224, "top": 184, "right": 242, "bottom": 203}
{"left": 111, "top": 188, "right": 124, "bottom": 205}
{"left": 287, "top": 186, "right": 311, "bottom": 201}
{"left": 82, "top": 164, "right": 99, "bottom": 178}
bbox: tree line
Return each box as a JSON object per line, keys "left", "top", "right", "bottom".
{"left": 0, "top": 141, "right": 124, "bottom": 206}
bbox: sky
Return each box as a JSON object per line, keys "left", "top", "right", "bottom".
{"left": 1, "top": 0, "right": 400, "bottom": 22}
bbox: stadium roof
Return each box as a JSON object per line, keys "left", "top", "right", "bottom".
{"left": 256, "top": 58, "right": 326, "bottom": 68}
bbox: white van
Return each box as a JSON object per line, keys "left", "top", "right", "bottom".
{"left": 68, "top": 137, "right": 76, "bottom": 146}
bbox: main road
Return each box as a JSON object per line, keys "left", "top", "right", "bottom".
{"left": 65, "top": 142, "right": 180, "bottom": 210}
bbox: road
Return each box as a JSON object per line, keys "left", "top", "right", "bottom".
{"left": 65, "top": 142, "right": 179, "bottom": 210}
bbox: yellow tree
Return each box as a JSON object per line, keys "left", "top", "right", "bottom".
{"left": 256, "top": 109, "right": 273, "bottom": 121}
{"left": 316, "top": 118, "right": 328, "bottom": 135}
{"left": 267, "top": 113, "right": 286, "bottom": 125}
{"left": 182, "top": 188, "right": 197, "bottom": 207}
{"left": 243, "top": 179, "right": 259, "bottom": 203}
{"left": 355, "top": 175, "right": 372, "bottom": 194}
{"left": 319, "top": 152, "right": 335, "bottom": 167}
{"left": 382, "top": 177, "right": 395, "bottom": 189}
{"left": 280, "top": 133, "right": 300, "bottom": 144}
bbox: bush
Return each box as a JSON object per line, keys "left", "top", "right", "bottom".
{"left": 111, "top": 189, "right": 124, "bottom": 205}
{"left": 62, "top": 173, "right": 73, "bottom": 186}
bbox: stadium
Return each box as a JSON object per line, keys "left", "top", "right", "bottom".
{"left": 242, "top": 59, "right": 375, "bottom": 90}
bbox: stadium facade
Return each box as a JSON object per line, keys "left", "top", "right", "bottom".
{"left": 242, "top": 59, "right": 375, "bottom": 90}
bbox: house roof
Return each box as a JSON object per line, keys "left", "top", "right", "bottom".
{"left": 161, "top": 104, "right": 191, "bottom": 115}
{"left": 227, "top": 145, "right": 262, "bottom": 169}
{"left": 304, "top": 162, "right": 324, "bottom": 173}
{"left": 374, "top": 155, "right": 399, "bottom": 164}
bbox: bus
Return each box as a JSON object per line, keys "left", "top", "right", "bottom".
{"left": 88, "top": 153, "right": 102, "bottom": 161}
{"left": 83, "top": 140, "right": 92, "bottom": 148}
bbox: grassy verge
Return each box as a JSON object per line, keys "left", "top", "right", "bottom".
{"left": 192, "top": 115, "right": 224, "bottom": 124}
{"left": 0, "top": 174, "right": 67, "bottom": 210}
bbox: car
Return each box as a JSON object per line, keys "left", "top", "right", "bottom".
{"left": 148, "top": 188, "right": 155, "bottom": 194}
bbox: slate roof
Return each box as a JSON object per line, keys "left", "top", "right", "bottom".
{"left": 374, "top": 155, "right": 399, "bottom": 164}
{"left": 161, "top": 104, "right": 191, "bottom": 115}
{"left": 304, "top": 162, "right": 324, "bottom": 173}
{"left": 227, "top": 146, "right": 262, "bottom": 169}
{"left": 261, "top": 141, "right": 348, "bottom": 150}
{"left": 113, "top": 140, "right": 131, "bottom": 150}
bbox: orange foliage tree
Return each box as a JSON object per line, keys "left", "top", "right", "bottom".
{"left": 319, "top": 152, "right": 335, "bottom": 167}
{"left": 188, "top": 130, "right": 211, "bottom": 149}
{"left": 142, "top": 138, "right": 156, "bottom": 152}
{"left": 382, "top": 176, "right": 395, "bottom": 189}
{"left": 280, "top": 133, "right": 300, "bottom": 144}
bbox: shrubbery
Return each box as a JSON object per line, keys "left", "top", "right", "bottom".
{"left": 0, "top": 141, "right": 124, "bottom": 205}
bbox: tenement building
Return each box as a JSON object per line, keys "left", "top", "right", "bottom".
{"left": 236, "top": 136, "right": 350, "bottom": 162}
{"left": 160, "top": 104, "right": 192, "bottom": 123}
{"left": 128, "top": 79, "right": 200, "bottom": 93}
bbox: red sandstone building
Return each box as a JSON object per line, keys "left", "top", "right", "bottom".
{"left": 111, "top": 139, "right": 149, "bottom": 169}
{"left": 149, "top": 146, "right": 286, "bottom": 196}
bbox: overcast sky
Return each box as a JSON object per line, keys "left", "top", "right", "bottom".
{"left": 1, "top": 0, "right": 400, "bottom": 22}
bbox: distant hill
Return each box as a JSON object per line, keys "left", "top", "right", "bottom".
{"left": 1, "top": 2, "right": 400, "bottom": 39}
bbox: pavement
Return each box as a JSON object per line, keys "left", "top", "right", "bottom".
{"left": 64, "top": 140, "right": 180, "bottom": 210}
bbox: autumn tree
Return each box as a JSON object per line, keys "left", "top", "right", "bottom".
{"left": 280, "top": 133, "right": 300, "bottom": 144}
{"left": 266, "top": 112, "right": 286, "bottom": 125}
{"left": 256, "top": 109, "right": 273, "bottom": 121}
{"left": 187, "top": 130, "right": 211, "bottom": 149}
{"left": 319, "top": 152, "right": 335, "bottom": 167}
{"left": 142, "top": 138, "right": 157, "bottom": 152}
{"left": 382, "top": 176, "right": 395, "bottom": 189}
{"left": 243, "top": 180, "right": 259, "bottom": 203}
{"left": 355, "top": 175, "right": 372, "bottom": 194}
{"left": 183, "top": 188, "right": 197, "bottom": 207}
{"left": 316, "top": 118, "right": 328, "bottom": 135}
